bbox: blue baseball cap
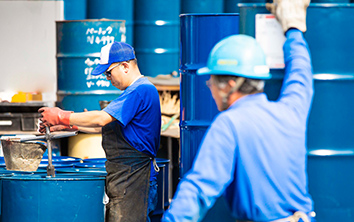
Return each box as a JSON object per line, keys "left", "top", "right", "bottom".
{"left": 91, "top": 42, "right": 136, "bottom": 75}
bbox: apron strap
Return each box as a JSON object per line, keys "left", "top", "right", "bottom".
{"left": 153, "top": 158, "right": 160, "bottom": 172}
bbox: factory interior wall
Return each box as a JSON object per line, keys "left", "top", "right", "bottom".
{"left": 0, "top": 0, "right": 64, "bottom": 103}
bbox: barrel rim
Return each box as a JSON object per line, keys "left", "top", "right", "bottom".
{"left": 56, "top": 19, "right": 126, "bottom": 23}
{"left": 180, "top": 13, "right": 239, "bottom": 17}
{"left": 1, "top": 175, "right": 106, "bottom": 181}
{"left": 238, "top": 3, "right": 354, "bottom": 7}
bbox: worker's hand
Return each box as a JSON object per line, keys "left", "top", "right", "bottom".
{"left": 38, "top": 107, "right": 72, "bottom": 127}
{"left": 266, "top": 0, "right": 310, "bottom": 33}
{"left": 38, "top": 124, "right": 78, "bottom": 134}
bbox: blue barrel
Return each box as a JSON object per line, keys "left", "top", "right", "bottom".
{"left": 1, "top": 174, "right": 105, "bottom": 222}
{"left": 307, "top": 150, "right": 354, "bottom": 221}
{"left": 224, "top": 0, "right": 266, "bottom": 13}
{"left": 180, "top": 13, "right": 239, "bottom": 222}
{"left": 56, "top": 168, "right": 107, "bottom": 176}
{"left": 75, "top": 162, "right": 106, "bottom": 168}
{"left": 86, "top": 0, "right": 134, "bottom": 45}
{"left": 181, "top": 0, "right": 224, "bottom": 13}
{"left": 134, "top": 0, "right": 180, "bottom": 77}
{"left": 152, "top": 158, "right": 170, "bottom": 215}
{"left": 180, "top": 13, "right": 239, "bottom": 176}
{"left": 239, "top": 4, "right": 354, "bottom": 222}
{"left": 56, "top": 20, "right": 125, "bottom": 112}
{"left": 63, "top": 0, "right": 86, "bottom": 20}
{"left": 0, "top": 157, "right": 5, "bottom": 168}
{"left": 83, "top": 158, "right": 107, "bottom": 163}
{"left": 311, "top": 0, "right": 350, "bottom": 2}
{"left": 41, "top": 156, "right": 82, "bottom": 164}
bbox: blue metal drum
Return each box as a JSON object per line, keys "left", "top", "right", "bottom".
{"left": 63, "top": 0, "right": 86, "bottom": 20}
{"left": 0, "top": 157, "right": 5, "bottom": 168}
{"left": 56, "top": 20, "right": 125, "bottom": 112}
{"left": 1, "top": 175, "right": 105, "bottom": 222}
{"left": 56, "top": 168, "right": 107, "bottom": 176}
{"left": 180, "top": 13, "right": 239, "bottom": 176}
{"left": 83, "top": 157, "right": 107, "bottom": 163}
{"left": 75, "top": 162, "right": 106, "bottom": 168}
{"left": 134, "top": 0, "right": 180, "bottom": 77}
{"left": 239, "top": 4, "right": 354, "bottom": 222}
{"left": 311, "top": 0, "right": 350, "bottom": 2}
{"left": 224, "top": 0, "right": 266, "bottom": 13}
{"left": 307, "top": 150, "right": 354, "bottom": 221}
{"left": 180, "top": 13, "right": 239, "bottom": 222}
{"left": 153, "top": 158, "right": 170, "bottom": 215}
{"left": 181, "top": 0, "right": 224, "bottom": 13}
{"left": 86, "top": 0, "right": 134, "bottom": 45}
{"left": 42, "top": 156, "right": 82, "bottom": 164}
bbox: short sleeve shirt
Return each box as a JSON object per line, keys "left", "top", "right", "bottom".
{"left": 103, "top": 77, "right": 161, "bottom": 180}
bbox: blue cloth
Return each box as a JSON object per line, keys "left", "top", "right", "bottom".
{"left": 103, "top": 77, "right": 161, "bottom": 181}
{"left": 147, "top": 179, "right": 158, "bottom": 222}
{"left": 162, "top": 29, "right": 314, "bottom": 221}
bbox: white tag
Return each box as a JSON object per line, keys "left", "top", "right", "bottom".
{"left": 0, "top": 120, "right": 12, "bottom": 126}
{"left": 256, "top": 14, "right": 286, "bottom": 69}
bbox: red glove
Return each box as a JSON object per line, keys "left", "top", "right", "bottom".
{"left": 38, "top": 124, "right": 78, "bottom": 134}
{"left": 38, "top": 107, "right": 72, "bottom": 127}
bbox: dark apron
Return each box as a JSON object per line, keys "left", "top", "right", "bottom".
{"left": 102, "top": 121, "right": 152, "bottom": 222}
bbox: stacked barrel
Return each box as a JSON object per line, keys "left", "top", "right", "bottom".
{"left": 238, "top": 3, "right": 354, "bottom": 222}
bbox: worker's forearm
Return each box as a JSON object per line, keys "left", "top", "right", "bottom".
{"left": 69, "top": 111, "right": 115, "bottom": 127}
{"left": 77, "top": 126, "right": 102, "bottom": 134}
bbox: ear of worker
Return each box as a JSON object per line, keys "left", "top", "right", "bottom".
{"left": 266, "top": 0, "right": 311, "bottom": 33}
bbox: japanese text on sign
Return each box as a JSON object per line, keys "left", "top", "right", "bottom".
{"left": 84, "top": 58, "right": 111, "bottom": 89}
{"left": 86, "top": 26, "right": 115, "bottom": 45}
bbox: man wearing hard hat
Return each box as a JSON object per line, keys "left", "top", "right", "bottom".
{"left": 162, "top": 0, "right": 315, "bottom": 221}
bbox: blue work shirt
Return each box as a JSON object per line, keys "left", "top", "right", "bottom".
{"left": 162, "top": 29, "right": 314, "bottom": 221}
{"left": 103, "top": 77, "right": 161, "bottom": 181}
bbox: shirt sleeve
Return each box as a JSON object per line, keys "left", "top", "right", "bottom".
{"left": 162, "top": 114, "right": 238, "bottom": 222}
{"left": 279, "top": 29, "right": 314, "bottom": 121}
{"left": 103, "top": 90, "right": 141, "bottom": 127}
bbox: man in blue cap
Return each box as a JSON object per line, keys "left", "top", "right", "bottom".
{"left": 39, "top": 42, "right": 161, "bottom": 222}
{"left": 162, "top": 0, "right": 315, "bottom": 221}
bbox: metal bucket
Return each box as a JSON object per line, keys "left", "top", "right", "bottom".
{"left": 86, "top": 0, "right": 134, "bottom": 45}
{"left": 1, "top": 174, "right": 105, "bottom": 222}
{"left": 0, "top": 140, "right": 46, "bottom": 171}
{"left": 180, "top": 13, "right": 239, "bottom": 176}
{"left": 56, "top": 20, "right": 125, "bottom": 112}
{"left": 134, "top": 0, "right": 180, "bottom": 77}
{"left": 181, "top": 0, "right": 224, "bottom": 13}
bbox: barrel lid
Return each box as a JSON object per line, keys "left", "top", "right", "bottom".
{"left": 74, "top": 162, "right": 106, "bottom": 168}
{"left": 82, "top": 158, "right": 107, "bottom": 163}
{"left": 1, "top": 174, "right": 105, "bottom": 181}
{"left": 56, "top": 168, "right": 107, "bottom": 176}
{"left": 180, "top": 13, "right": 239, "bottom": 17}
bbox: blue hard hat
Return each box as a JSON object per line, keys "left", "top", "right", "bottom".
{"left": 197, "top": 35, "right": 271, "bottom": 80}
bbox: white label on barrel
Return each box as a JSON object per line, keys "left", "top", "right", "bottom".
{"left": 86, "top": 26, "right": 115, "bottom": 45}
{"left": 255, "top": 14, "right": 286, "bottom": 69}
{"left": 84, "top": 58, "right": 111, "bottom": 88}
